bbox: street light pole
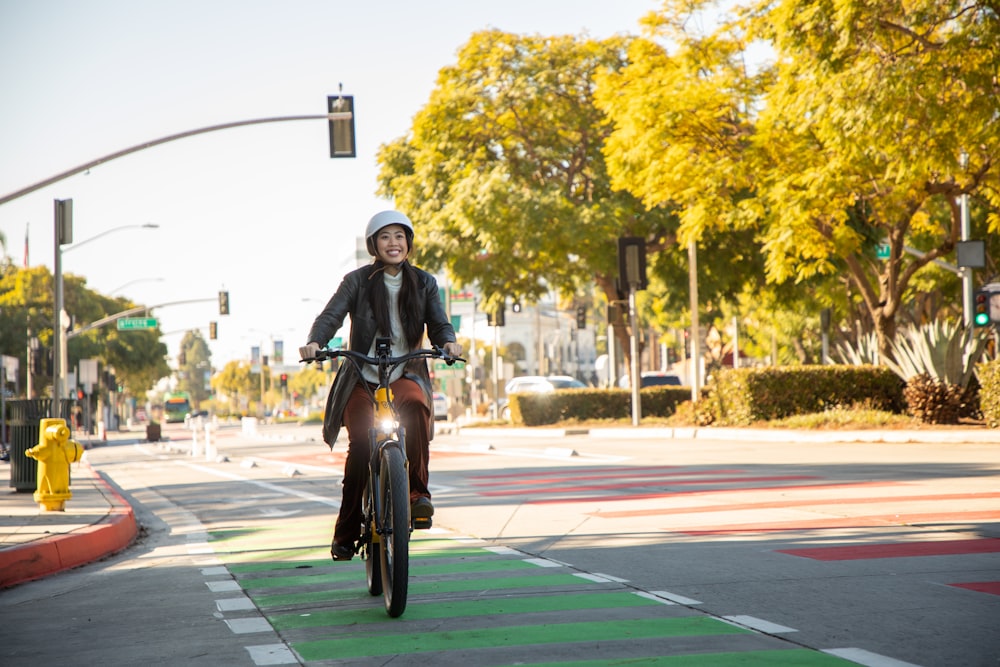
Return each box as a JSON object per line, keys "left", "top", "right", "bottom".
{"left": 688, "top": 241, "right": 701, "bottom": 403}
{"left": 959, "top": 151, "right": 973, "bottom": 327}
{"left": 52, "top": 212, "right": 160, "bottom": 416}
{"left": 52, "top": 199, "right": 71, "bottom": 416}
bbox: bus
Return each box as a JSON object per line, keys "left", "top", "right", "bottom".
{"left": 163, "top": 392, "right": 192, "bottom": 423}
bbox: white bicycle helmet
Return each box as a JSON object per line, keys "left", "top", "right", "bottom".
{"left": 365, "top": 210, "right": 414, "bottom": 256}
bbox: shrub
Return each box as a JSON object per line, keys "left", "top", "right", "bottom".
{"left": 903, "top": 374, "right": 967, "bottom": 424}
{"left": 883, "top": 320, "right": 990, "bottom": 424}
{"left": 703, "top": 365, "right": 904, "bottom": 426}
{"left": 979, "top": 357, "right": 1000, "bottom": 428}
{"left": 511, "top": 386, "right": 690, "bottom": 425}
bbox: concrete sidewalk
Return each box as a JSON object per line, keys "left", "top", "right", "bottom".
{"left": 0, "top": 435, "right": 139, "bottom": 589}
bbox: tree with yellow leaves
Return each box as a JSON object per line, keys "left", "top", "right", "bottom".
{"left": 597, "top": 0, "right": 999, "bottom": 358}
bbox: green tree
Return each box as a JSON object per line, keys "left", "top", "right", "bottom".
{"left": 597, "top": 0, "right": 1000, "bottom": 359}
{"left": 289, "top": 364, "right": 329, "bottom": 405}
{"left": 177, "top": 329, "right": 212, "bottom": 406}
{"left": 211, "top": 359, "right": 254, "bottom": 414}
{"left": 0, "top": 266, "right": 169, "bottom": 398}
{"left": 377, "top": 29, "right": 678, "bottom": 366}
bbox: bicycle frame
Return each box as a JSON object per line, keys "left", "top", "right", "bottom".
{"left": 364, "top": 382, "right": 408, "bottom": 548}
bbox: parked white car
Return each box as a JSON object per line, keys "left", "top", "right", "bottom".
{"left": 501, "top": 375, "right": 588, "bottom": 419}
{"left": 432, "top": 391, "right": 449, "bottom": 421}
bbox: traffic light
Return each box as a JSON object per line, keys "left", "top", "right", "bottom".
{"left": 974, "top": 290, "right": 991, "bottom": 327}
{"left": 607, "top": 303, "right": 626, "bottom": 327}
{"left": 30, "top": 347, "right": 44, "bottom": 373}
{"left": 487, "top": 306, "right": 505, "bottom": 327}
{"left": 209, "top": 321, "right": 218, "bottom": 340}
{"left": 576, "top": 306, "right": 586, "bottom": 329}
{"left": 617, "top": 237, "right": 648, "bottom": 290}
{"left": 327, "top": 94, "right": 356, "bottom": 158}
{"left": 218, "top": 291, "right": 230, "bottom": 315}
{"left": 280, "top": 373, "right": 288, "bottom": 389}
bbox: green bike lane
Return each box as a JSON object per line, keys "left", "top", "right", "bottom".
{"left": 210, "top": 514, "right": 860, "bottom": 666}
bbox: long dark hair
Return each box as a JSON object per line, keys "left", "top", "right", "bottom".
{"left": 367, "top": 260, "right": 424, "bottom": 349}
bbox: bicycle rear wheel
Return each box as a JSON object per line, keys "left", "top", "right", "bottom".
{"left": 362, "top": 480, "right": 382, "bottom": 596}
{"left": 379, "top": 444, "right": 410, "bottom": 617}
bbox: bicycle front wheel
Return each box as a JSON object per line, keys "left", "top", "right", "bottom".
{"left": 379, "top": 444, "right": 410, "bottom": 617}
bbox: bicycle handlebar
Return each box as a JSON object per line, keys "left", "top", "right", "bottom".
{"left": 300, "top": 345, "right": 466, "bottom": 369}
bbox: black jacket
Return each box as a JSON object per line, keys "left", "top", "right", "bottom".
{"left": 307, "top": 263, "right": 456, "bottom": 446}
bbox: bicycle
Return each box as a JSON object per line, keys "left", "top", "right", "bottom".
{"left": 302, "top": 337, "right": 464, "bottom": 617}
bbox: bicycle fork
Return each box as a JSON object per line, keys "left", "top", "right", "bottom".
{"left": 368, "top": 386, "right": 416, "bottom": 539}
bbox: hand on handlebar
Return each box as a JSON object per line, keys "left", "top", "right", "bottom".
{"left": 299, "top": 342, "right": 322, "bottom": 362}
{"left": 442, "top": 342, "right": 463, "bottom": 359}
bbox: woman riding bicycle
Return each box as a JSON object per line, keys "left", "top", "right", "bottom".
{"left": 299, "top": 210, "right": 463, "bottom": 562}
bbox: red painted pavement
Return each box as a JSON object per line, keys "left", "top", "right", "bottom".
{"left": 479, "top": 474, "right": 819, "bottom": 498}
{"left": 593, "top": 490, "right": 1000, "bottom": 519}
{"left": 950, "top": 581, "right": 1000, "bottom": 596}
{"left": 777, "top": 538, "right": 1000, "bottom": 561}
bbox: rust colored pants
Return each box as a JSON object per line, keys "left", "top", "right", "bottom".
{"left": 333, "top": 377, "right": 431, "bottom": 546}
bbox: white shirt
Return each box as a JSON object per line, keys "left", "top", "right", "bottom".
{"left": 362, "top": 271, "right": 409, "bottom": 385}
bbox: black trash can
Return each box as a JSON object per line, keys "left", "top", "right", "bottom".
{"left": 7, "top": 399, "right": 75, "bottom": 493}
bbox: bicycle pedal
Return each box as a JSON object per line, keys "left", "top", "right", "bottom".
{"left": 412, "top": 517, "right": 432, "bottom": 530}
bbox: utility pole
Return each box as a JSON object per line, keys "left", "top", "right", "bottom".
{"left": 618, "top": 237, "right": 647, "bottom": 426}
{"left": 52, "top": 199, "right": 71, "bottom": 416}
{"left": 688, "top": 241, "right": 701, "bottom": 403}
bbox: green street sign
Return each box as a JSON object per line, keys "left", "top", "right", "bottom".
{"left": 876, "top": 242, "right": 891, "bottom": 260}
{"left": 117, "top": 317, "right": 158, "bottom": 330}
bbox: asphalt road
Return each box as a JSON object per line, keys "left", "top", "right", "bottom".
{"left": 2, "top": 421, "right": 997, "bottom": 666}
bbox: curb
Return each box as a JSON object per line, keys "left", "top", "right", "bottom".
{"left": 0, "top": 461, "right": 138, "bottom": 589}
{"left": 455, "top": 426, "right": 1000, "bottom": 444}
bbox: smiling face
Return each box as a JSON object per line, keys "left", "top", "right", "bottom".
{"left": 374, "top": 224, "right": 410, "bottom": 271}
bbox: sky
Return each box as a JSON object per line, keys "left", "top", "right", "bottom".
{"left": 0, "top": 0, "right": 660, "bottom": 368}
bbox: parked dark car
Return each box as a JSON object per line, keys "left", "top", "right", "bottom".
{"left": 619, "top": 372, "right": 683, "bottom": 388}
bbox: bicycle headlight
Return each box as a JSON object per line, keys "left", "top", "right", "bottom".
{"left": 379, "top": 418, "right": 396, "bottom": 436}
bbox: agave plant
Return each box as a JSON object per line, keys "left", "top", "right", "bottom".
{"left": 834, "top": 331, "right": 880, "bottom": 366}
{"left": 881, "top": 320, "right": 989, "bottom": 424}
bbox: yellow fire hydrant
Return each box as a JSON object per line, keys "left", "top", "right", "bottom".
{"left": 25, "top": 418, "right": 84, "bottom": 511}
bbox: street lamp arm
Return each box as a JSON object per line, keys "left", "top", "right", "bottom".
{"left": 109, "top": 277, "right": 165, "bottom": 296}
{"left": 0, "top": 115, "right": 326, "bottom": 206}
{"left": 63, "top": 224, "right": 159, "bottom": 254}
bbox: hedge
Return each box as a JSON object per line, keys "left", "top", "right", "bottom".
{"left": 702, "top": 365, "right": 905, "bottom": 426}
{"left": 978, "top": 357, "right": 1000, "bottom": 428}
{"left": 510, "top": 386, "right": 690, "bottom": 426}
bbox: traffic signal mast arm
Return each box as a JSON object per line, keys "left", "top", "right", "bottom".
{"left": 0, "top": 116, "right": 328, "bottom": 206}
{"left": 67, "top": 297, "right": 224, "bottom": 339}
